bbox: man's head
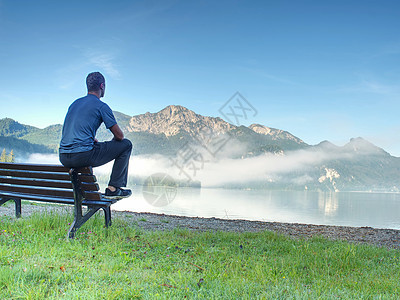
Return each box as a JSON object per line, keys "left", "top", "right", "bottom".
{"left": 86, "top": 72, "right": 105, "bottom": 98}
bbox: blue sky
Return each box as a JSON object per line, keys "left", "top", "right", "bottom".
{"left": 1, "top": 0, "right": 400, "bottom": 155}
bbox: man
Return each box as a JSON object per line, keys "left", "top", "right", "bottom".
{"left": 59, "top": 72, "right": 132, "bottom": 199}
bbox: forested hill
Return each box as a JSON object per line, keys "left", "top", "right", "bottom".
{"left": 0, "top": 118, "right": 58, "bottom": 156}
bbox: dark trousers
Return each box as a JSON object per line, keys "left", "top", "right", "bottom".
{"left": 59, "top": 139, "right": 132, "bottom": 188}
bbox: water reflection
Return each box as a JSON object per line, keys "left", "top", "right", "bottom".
{"left": 111, "top": 187, "right": 400, "bottom": 229}
{"left": 318, "top": 192, "right": 339, "bottom": 217}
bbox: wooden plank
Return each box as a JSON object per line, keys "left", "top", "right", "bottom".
{"left": 0, "top": 162, "right": 68, "bottom": 172}
{"left": 0, "top": 191, "right": 113, "bottom": 206}
{"left": 0, "top": 162, "right": 92, "bottom": 174}
{"left": 82, "top": 182, "right": 99, "bottom": 191}
{"left": 0, "top": 177, "right": 72, "bottom": 189}
{"left": 79, "top": 174, "right": 97, "bottom": 183}
{"left": 0, "top": 183, "right": 74, "bottom": 198}
{"left": 0, "top": 184, "right": 101, "bottom": 200}
{"left": 0, "top": 169, "right": 96, "bottom": 183}
{"left": 0, "top": 177, "right": 99, "bottom": 191}
{"left": 83, "top": 191, "right": 102, "bottom": 201}
{"left": 0, "top": 169, "right": 70, "bottom": 181}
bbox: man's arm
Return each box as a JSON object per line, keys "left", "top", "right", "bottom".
{"left": 109, "top": 124, "right": 124, "bottom": 141}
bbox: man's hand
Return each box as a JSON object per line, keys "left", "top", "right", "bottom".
{"left": 109, "top": 124, "right": 124, "bottom": 141}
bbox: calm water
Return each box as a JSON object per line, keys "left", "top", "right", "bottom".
{"left": 112, "top": 187, "right": 400, "bottom": 229}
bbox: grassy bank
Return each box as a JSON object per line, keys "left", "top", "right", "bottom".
{"left": 0, "top": 212, "right": 399, "bottom": 299}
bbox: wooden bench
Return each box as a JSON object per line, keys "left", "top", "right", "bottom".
{"left": 0, "top": 162, "right": 124, "bottom": 238}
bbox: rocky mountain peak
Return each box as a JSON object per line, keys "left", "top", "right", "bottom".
{"left": 158, "top": 105, "right": 201, "bottom": 123}
{"left": 160, "top": 105, "right": 192, "bottom": 115}
{"left": 127, "top": 105, "right": 235, "bottom": 137}
{"left": 249, "top": 124, "right": 272, "bottom": 135}
{"left": 249, "top": 123, "right": 306, "bottom": 145}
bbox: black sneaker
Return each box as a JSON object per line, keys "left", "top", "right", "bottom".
{"left": 104, "top": 187, "right": 132, "bottom": 199}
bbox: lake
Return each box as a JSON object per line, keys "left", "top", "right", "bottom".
{"left": 112, "top": 187, "right": 400, "bottom": 230}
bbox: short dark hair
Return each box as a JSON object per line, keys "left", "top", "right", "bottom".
{"left": 86, "top": 72, "right": 105, "bottom": 92}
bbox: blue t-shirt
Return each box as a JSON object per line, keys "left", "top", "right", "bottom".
{"left": 59, "top": 94, "right": 117, "bottom": 153}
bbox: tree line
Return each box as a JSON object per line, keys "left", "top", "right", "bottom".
{"left": 0, "top": 149, "right": 15, "bottom": 162}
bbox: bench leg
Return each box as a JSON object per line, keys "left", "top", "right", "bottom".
{"left": 0, "top": 197, "right": 8, "bottom": 206}
{"left": 0, "top": 198, "right": 21, "bottom": 218}
{"left": 15, "top": 199, "right": 21, "bottom": 218}
{"left": 102, "top": 207, "right": 112, "bottom": 227}
{"left": 68, "top": 206, "right": 101, "bottom": 239}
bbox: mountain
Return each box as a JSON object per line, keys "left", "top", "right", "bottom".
{"left": 231, "top": 125, "right": 306, "bottom": 155}
{"left": 127, "top": 105, "right": 236, "bottom": 137}
{"left": 313, "top": 140, "right": 340, "bottom": 152}
{"left": 217, "top": 136, "right": 400, "bottom": 192}
{"left": 1, "top": 105, "right": 399, "bottom": 192}
{"left": 94, "top": 105, "right": 307, "bottom": 156}
{"left": 249, "top": 124, "right": 306, "bottom": 146}
{"left": 304, "top": 137, "right": 400, "bottom": 191}
{"left": 0, "top": 106, "right": 308, "bottom": 156}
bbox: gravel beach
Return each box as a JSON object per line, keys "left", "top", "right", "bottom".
{"left": 1, "top": 203, "right": 399, "bottom": 249}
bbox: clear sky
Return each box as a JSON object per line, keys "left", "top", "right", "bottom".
{"left": 1, "top": 0, "right": 400, "bottom": 155}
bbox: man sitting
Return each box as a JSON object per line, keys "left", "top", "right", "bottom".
{"left": 59, "top": 71, "right": 132, "bottom": 199}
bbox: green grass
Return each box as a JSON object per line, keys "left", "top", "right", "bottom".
{"left": 0, "top": 212, "right": 399, "bottom": 299}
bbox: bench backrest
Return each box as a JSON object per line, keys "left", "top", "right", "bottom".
{"left": 0, "top": 162, "right": 102, "bottom": 200}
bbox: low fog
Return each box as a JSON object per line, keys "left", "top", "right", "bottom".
{"left": 23, "top": 145, "right": 366, "bottom": 188}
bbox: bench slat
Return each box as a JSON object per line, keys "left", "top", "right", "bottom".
{"left": 0, "top": 162, "right": 69, "bottom": 172}
{"left": 0, "top": 169, "right": 96, "bottom": 183}
{"left": 0, "top": 162, "right": 92, "bottom": 174}
{"left": 0, "top": 191, "right": 116, "bottom": 206}
{"left": 0, "top": 184, "right": 102, "bottom": 200}
{"left": 0, "top": 177, "right": 99, "bottom": 191}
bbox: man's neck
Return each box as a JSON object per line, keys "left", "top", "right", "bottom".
{"left": 88, "top": 91, "right": 101, "bottom": 98}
